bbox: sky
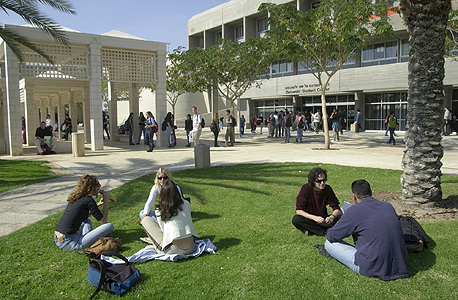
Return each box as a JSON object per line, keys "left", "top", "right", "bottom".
{"left": 2, "top": 0, "right": 228, "bottom": 53}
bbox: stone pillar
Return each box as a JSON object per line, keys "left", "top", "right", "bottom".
{"left": 194, "top": 144, "right": 211, "bottom": 168}
{"left": 89, "top": 43, "right": 103, "bottom": 151}
{"left": 129, "top": 83, "right": 139, "bottom": 139}
{"left": 72, "top": 132, "right": 85, "bottom": 157}
{"left": 69, "top": 93, "right": 78, "bottom": 140}
{"left": 108, "top": 82, "right": 118, "bottom": 141}
{"left": 57, "top": 94, "right": 65, "bottom": 138}
{"left": 155, "top": 52, "right": 167, "bottom": 147}
{"left": 82, "top": 87, "right": 90, "bottom": 143}
{"left": 23, "top": 87, "right": 38, "bottom": 146}
{"left": 4, "top": 43, "right": 23, "bottom": 156}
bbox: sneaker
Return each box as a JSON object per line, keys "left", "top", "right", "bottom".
{"left": 140, "top": 237, "right": 154, "bottom": 245}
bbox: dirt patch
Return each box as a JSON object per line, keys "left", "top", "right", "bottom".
{"left": 44, "top": 162, "right": 72, "bottom": 176}
{"left": 372, "top": 191, "right": 458, "bottom": 220}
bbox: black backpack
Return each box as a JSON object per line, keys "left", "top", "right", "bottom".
{"left": 161, "top": 120, "right": 167, "bottom": 131}
{"left": 201, "top": 118, "right": 205, "bottom": 128}
{"left": 87, "top": 251, "right": 140, "bottom": 299}
{"left": 398, "top": 215, "right": 430, "bottom": 252}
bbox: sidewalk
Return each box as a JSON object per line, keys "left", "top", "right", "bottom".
{"left": 1, "top": 129, "right": 457, "bottom": 236}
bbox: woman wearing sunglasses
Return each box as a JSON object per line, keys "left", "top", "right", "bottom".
{"left": 139, "top": 167, "right": 186, "bottom": 220}
{"left": 292, "top": 167, "right": 342, "bottom": 236}
{"left": 54, "top": 175, "right": 115, "bottom": 250}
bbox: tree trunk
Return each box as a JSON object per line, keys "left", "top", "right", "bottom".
{"left": 400, "top": 0, "right": 451, "bottom": 206}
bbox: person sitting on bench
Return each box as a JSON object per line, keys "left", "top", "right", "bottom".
{"left": 35, "top": 121, "right": 56, "bottom": 155}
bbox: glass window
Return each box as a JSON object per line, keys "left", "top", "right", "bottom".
{"left": 362, "top": 45, "right": 373, "bottom": 61}
{"left": 257, "top": 18, "right": 267, "bottom": 33}
{"left": 235, "top": 25, "right": 244, "bottom": 39}
{"left": 385, "top": 41, "right": 398, "bottom": 58}
{"left": 373, "top": 43, "right": 385, "bottom": 60}
{"left": 366, "top": 93, "right": 382, "bottom": 103}
{"left": 215, "top": 31, "right": 222, "bottom": 42}
{"left": 400, "top": 39, "right": 409, "bottom": 57}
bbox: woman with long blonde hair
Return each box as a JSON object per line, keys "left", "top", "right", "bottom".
{"left": 54, "top": 175, "right": 116, "bottom": 250}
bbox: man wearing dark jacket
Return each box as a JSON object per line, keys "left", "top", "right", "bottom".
{"left": 325, "top": 179, "right": 410, "bottom": 281}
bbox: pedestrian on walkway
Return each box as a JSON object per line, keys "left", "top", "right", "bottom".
{"left": 387, "top": 111, "right": 398, "bottom": 145}
{"left": 225, "top": 109, "right": 235, "bottom": 146}
{"left": 145, "top": 111, "right": 157, "bottom": 152}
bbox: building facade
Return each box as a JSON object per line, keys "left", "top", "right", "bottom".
{"left": 184, "top": 0, "right": 458, "bottom": 131}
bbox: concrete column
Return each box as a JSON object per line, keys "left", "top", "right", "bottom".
{"left": 0, "top": 81, "right": 6, "bottom": 153}
{"left": 89, "top": 43, "right": 103, "bottom": 151}
{"left": 4, "top": 43, "right": 23, "bottom": 155}
{"left": 23, "top": 88, "right": 38, "bottom": 146}
{"left": 108, "top": 82, "right": 118, "bottom": 140}
{"left": 57, "top": 94, "right": 65, "bottom": 138}
{"left": 155, "top": 52, "right": 167, "bottom": 147}
{"left": 82, "top": 87, "right": 91, "bottom": 143}
{"left": 129, "top": 82, "right": 139, "bottom": 138}
{"left": 69, "top": 93, "right": 78, "bottom": 140}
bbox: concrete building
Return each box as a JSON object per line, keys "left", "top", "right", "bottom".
{"left": 0, "top": 25, "right": 167, "bottom": 155}
{"left": 183, "top": 0, "right": 458, "bottom": 131}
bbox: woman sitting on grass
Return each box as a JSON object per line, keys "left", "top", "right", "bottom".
{"left": 141, "top": 180, "right": 199, "bottom": 255}
{"left": 139, "top": 167, "right": 186, "bottom": 220}
{"left": 54, "top": 175, "right": 115, "bottom": 250}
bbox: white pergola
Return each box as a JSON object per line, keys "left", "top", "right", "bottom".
{"left": 0, "top": 25, "right": 167, "bottom": 156}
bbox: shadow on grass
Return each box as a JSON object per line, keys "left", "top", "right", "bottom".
{"left": 192, "top": 211, "right": 221, "bottom": 223}
{"left": 213, "top": 237, "right": 242, "bottom": 250}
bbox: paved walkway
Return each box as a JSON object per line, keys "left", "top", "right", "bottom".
{"left": 1, "top": 129, "right": 457, "bottom": 236}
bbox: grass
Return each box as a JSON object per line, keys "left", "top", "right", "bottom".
{"left": 1, "top": 163, "right": 458, "bottom": 299}
{"left": 0, "top": 159, "right": 59, "bottom": 193}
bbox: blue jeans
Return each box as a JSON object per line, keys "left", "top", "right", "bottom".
{"left": 138, "top": 124, "right": 145, "bottom": 143}
{"left": 296, "top": 128, "right": 303, "bottom": 142}
{"left": 54, "top": 218, "right": 114, "bottom": 251}
{"left": 285, "top": 127, "right": 291, "bottom": 142}
{"left": 186, "top": 130, "right": 191, "bottom": 145}
{"left": 128, "top": 128, "right": 134, "bottom": 144}
{"left": 145, "top": 130, "right": 154, "bottom": 151}
{"left": 325, "top": 239, "right": 360, "bottom": 274}
{"left": 166, "top": 127, "right": 173, "bottom": 147}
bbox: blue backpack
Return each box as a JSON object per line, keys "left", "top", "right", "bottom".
{"left": 87, "top": 251, "right": 140, "bottom": 299}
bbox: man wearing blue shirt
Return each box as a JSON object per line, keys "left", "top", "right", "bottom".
{"left": 325, "top": 179, "right": 410, "bottom": 281}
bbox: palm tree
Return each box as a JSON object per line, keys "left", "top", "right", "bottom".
{"left": 400, "top": 0, "right": 451, "bottom": 206}
{"left": 0, "top": 0, "right": 75, "bottom": 63}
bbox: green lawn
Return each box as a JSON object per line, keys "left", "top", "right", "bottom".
{"left": 0, "top": 159, "right": 59, "bottom": 193}
{"left": 1, "top": 163, "right": 457, "bottom": 299}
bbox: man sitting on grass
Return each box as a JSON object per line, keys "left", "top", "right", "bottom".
{"left": 35, "top": 121, "right": 56, "bottom": 155}
{"left": 292, "top": 167, "right": 342, "bottom": 236}
{"left": 325, "top": 179, "right": 411, "bottom": 281}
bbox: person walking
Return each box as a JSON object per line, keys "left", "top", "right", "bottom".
{"left": 126, "top": 112, "right": 135, "bottom": 145}
{"left": 225, "top": 109, "right": 235, "bottom": 147}
{"left": 387, "top": 111, "right": 398, "bottom": 145}
{"left": 284, "top": 110, "right": 292, "bottom": 142}
{"left": 145, "top": 111, "right": 157, "bottom": 152}
{"left": 191, "top": 106, "right": 202, "bottom": 146}
{"left": 185, "top": 114, "right": 192, "bottom": 147}
{"left": 355, "top": 109, "right": 363, "bottom": 133}
{"left": 137, "top": 112, "right": 146, "bottom": 144}
{"left": 211, "top": 113, "right": 220, "bottom": 147}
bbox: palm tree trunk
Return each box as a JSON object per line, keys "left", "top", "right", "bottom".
{"left": 400, "top": 0, "right": 451, "bottom": 206}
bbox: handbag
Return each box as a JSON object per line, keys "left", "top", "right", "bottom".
{"left": 84, "top": 237, "right": 123, "bottom": 258}
{"left": 87, "top": 251, "right": 140, "bottom": 299}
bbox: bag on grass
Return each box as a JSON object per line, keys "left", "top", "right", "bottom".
{"left": 84, "top": 237, "right": 123, "bottom": 258}
{"left": 398, "top": 215, "right": 430, "bottom": 252}
{"left": 87, "top": 251, "right": 140, "bottom": 299}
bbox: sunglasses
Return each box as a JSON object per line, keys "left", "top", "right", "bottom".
{"left": 157, "top": 176, "right": 168, "bottom": 180}
{"left": 315, "top": 179, "right": 326, "bottom": 184}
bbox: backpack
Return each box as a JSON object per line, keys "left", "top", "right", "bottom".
{"left": 210, "top": 121, "right": 216, "bottom": 132}
{"left": 286, "top": 116, "right": 293, "bottom": 127}
{"left": 84, "top": 237, "right": 123, "bottom": 258}
{"left": 398, "top": 215, "right": 430, "bottom": 252}
{"left": 298, "top": 118, "right": 305, "bottom": 128}
{"left": 124, "top": 120, "right": 130, "bottom": 131}
{"left": 41, "top": 144, "right": 51, "bottom": 153}
{"left": 231, "top": 116, "right": 237, "bottom": 127}
{"left": 270, "top": 117, "right": 276, "bottom": 126}
{"left": 161, "top": 120, "right": 167, "bottom": 131}
{"left": 201, "top": 118, "right": 205, "bottom": 128}
{"left": 389, "top": 116, "right": 397, "bottom": 128}
{"left": 87, "top": 251, "right": 140, "bottom": 299}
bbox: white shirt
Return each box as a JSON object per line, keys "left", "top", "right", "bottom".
{"left": 156, "top": 200, "right": 199, "bottom": 248}
{"left": 192, "top": 113, "right": 202, "bottom": 133}
{"left": 444, "top": 109, "right": 451, "bottom": 120}
{"left": 46, "top": 118, "right": 52, "bottom": 127}
{"left": 314, "top": 112, "right": 321, "bottom": 122}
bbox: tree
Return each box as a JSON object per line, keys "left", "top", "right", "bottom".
{"left": 400, "top": 0, "right": 451, "bottom": 206}
{"left": 197, "top": 38, "right": 275, "bottom": 115}
{"left": 0, "top": 0, "right": 75, "bottom": 63}
{"left": 260, "top": 0, "right": 394, "bottom": 149}
{"left": 166, "top": 46, "right": 208, "bottom": 117}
